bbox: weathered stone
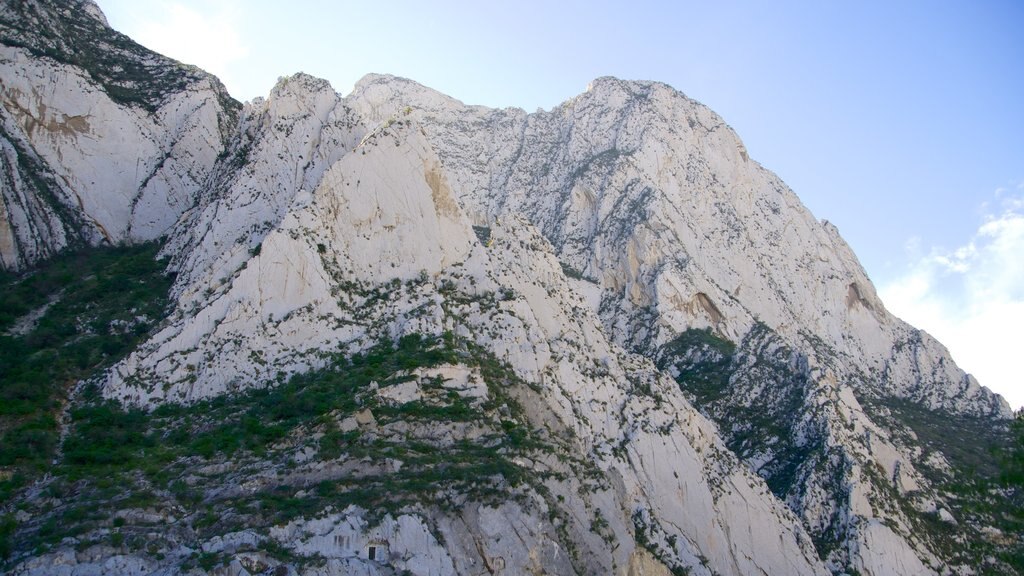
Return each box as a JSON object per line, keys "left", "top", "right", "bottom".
{"left": 1, "top": 3, "right": 1012, "bottom": 575}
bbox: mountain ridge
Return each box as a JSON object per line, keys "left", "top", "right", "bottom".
{"left": 1, "top": 2, "right": 1019, "bottom": 575}
{"left": 0, "top": 0, "right": 238, "bottom": 270}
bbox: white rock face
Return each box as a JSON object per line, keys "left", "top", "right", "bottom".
{"left": 339, "top": 73, "right": 1011, "bottom": 572}
{"left": 0, "top": 1, "right": 236, "bottom": 270}
{"left": 0, "top": 45, "right": 228, "bottom": 242}
{"left": 345, "top": 73, "right": 1009, "bottom": 419}
{"left": 91, "top": 71, "right": 1006, "bottom": 574}
{"left": 0, "top": 121, "right": 86, "bottom": 269}
{"left": 472, "top": 214, "right": 827, "bottom": 575}
{"left": 104, "top": 118, "right": 465, "bottom": 404}
{"left": 271, "top": 509, "right": 456, "bottom": 575}
{"left": 100, "top": 102, "right": 827, "bottom": 574}
{"left": 3, "top": 5, "right": 1013, "bottom": 574}
{"left": 160, "top": 73, "right": 363, "bottom": 305}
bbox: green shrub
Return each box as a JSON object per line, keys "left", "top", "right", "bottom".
{"left": 63, "top": 403, "right": 152, "bottom": 467}
{"left": 0, "top": 514, "right": 15, "bottom": 559}
{"left": 0, "top": 243, "right": 172, "bottom": 494}
{"left": 5, "top": 330, "right": 553, "bottom": 562}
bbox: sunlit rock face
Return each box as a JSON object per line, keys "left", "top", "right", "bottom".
{"left": 335, "top": 73, "right": 1011, "bottom": 574}
{"left": 1, "top": 2, "right": 1014, "bottom": 575}
{"left": 0, "top": 0, "right": 238, "bottom": 271}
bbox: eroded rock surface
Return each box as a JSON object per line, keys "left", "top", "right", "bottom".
{"left": 1, "top": 2, "right": 1015, "bottom": 575}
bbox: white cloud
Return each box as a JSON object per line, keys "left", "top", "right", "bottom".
{"left": 880, "top": 192, "right": 1024, "bottom": 411}
{"left": 126, "top": 1, "right": 248, "bottom": 95}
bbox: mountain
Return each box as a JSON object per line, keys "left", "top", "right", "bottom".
{"left": 1, "top": 1, "right": 1020, "bottom": 575}
{"left": 0, "top": 0, "right": 238, "bottom": 270}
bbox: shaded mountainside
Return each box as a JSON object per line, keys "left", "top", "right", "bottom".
{"left": 1, "top": 1, "right": 1021, "bottom": 575}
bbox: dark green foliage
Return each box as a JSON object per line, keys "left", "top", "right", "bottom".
{"left": 0, "top": 243, "right": 172, "bottom": 501}
{"left": 3, "top": 330, "right": 551, "bottom": 563}
{"left": 631, "top": 510, "right": 691, "bottom": 575}
{"left": 659, "top": 325, "right": 839, "bottom": 555}
{"left": 570, "top": 147, "right": 626, "bottom": 181}
{"left": 472, "top": 225, "right": 491, "bottom": 245}
{"left": 195, "top": 551, "right": 226, "bottom": 571}
{"left": 502, "top": 419, "right": 528, "bottom": 447}
{"left": 63, "top": 403, "right": 153, "bottom": 467}
{"left": 0, "top": 415, "right": 57, "bottom": 465}
{"left": 858, "top": 392, "right": 1023, "bottom": 573}
{"left": 661, "top": 326, "right": 817, "bottom": 490}
{"left": 59, "top": 333, "right": 461, "bottom": 465}
{"left": 656, "top": 328, "right": 736, "bottom": 405}
{"left": 866, "top": 395, "right": 1009, "bottom": 480}
{"left": 0, "top": 514, "right": 14, "bottom": 559}
{"left": 559, "top": 262, "right": 583, "bottom": 280}
{"left": 992, "top": 413, "right": 1024, "bottom": 570}
{"left": 999, "top": 413, "right": 1024, "bottom": 489}
{"left": 558, "top": 261, "right": 598, "bottom": 284}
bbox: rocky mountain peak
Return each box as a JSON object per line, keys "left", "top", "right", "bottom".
{"left": 0, "top": 0, "right": 234, "bottom": 113}
{"left": 1, "top": 7, "right": 1020, "bottom": 576}
{"left": 349, "top": 72, "right": 487, "bottom": 123}
{"left": 271, "top": 72, "right": 337, "bottom": 99}
{"left": 75, "top": 0, "right": 109, "bottom": 25}
{"left": 0, "top": 0, "right": 240, "bottom": 271}
{"left": 583, "top": 75, "right": 662, "bottom": 100}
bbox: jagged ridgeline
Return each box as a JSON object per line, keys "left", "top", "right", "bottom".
{"left": 1, "top": 1, "right": 1021, "bottom": 575}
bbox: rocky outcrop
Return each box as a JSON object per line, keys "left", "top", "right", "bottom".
{"left": 342, "top": 73, "right": 1012, "bottom": 573}
{"left": 0, "top": 0, "right": 238, "bottom": 270}
{"left": 0, "top": 3, "right": 1015, "bottom": 575}
{"left": 345, "top": 73, "right": 1008, "bottom": 418}
{"left": 0, "top": 116, "right": 91, "bottom": 269}
{"left": 101, "top": 115, "right": 827, "bottom": 574}
{"left": 159, "top": 72, "right": 363, "bottom": 305}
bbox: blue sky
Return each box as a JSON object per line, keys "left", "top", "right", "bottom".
{"left": 95, "top": 0, "right": 1023, "bottom": 409}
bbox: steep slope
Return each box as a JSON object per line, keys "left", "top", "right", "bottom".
{"left": 344, "top": 73, "right": 1014, "bottom": 573}
{"left": 97, "top": 113, "right": 827, "bottom": 575}
{"left": 0, "top": 0, "right": 238, "bottom": 270}
{"left": 348, "top": 73, "right": 1005, "bottom": 417}
{"left": 0, "top": 4, "right": 1019, "bottom": 575}
{"left": 158, "top": 73, "right": 363, "bottom": 306}
{"left": 1, "top": 112, "right": 829, "bottom": 575}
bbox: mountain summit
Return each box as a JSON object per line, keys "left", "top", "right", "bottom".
{"left": 1, "top": 2, "right": 1019, "bottom": 575}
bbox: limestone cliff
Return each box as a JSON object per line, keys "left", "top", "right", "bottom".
{"left": 0, "top": 0, "right": 238, "bottom": 270}
{"left": 0, "top": 2, "right": 1017, "bottom": 576}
